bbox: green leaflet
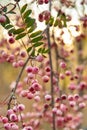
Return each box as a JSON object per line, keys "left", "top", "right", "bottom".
{"left": 13, "top": 28, "right": 25, "bottom": 35}
{"left": 31, "top": 36, "right": 43, "bottom": 43}
{"left": 20, "top": 4, "right": 28, "bottom": 14}
{"left": 23, "top": 10, "right": 32, "bottom": 19}
{"left": 16, "top": 33, "right": 26, "bottom": 40}
{"left": 33, "top": 42, "right": 43, "bottom": 47}
{"left": 5, "top": 24, "right": 13, "bottom": 29}
{"left": 30, "top": 30, "right": 42, "bottom": 38}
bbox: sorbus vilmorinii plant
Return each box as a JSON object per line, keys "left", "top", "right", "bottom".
{"left": 0, "top": 0, "right": 87, "bottom": 130}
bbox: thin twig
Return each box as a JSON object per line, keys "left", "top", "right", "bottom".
{"left": 7, "top": 55, "right": 30, "bottom": 110}
{"left": 46, "top": 1, "right": 56, "bottom": 130}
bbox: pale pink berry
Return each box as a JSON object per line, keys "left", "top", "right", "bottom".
{"left": 59, "top": 73, "right": 65, "bottom": 80}
{"left": 60, "top": 104, "right": 68, "bottom": 112}
{"left": 2, "top": 117, "right": 8, "bottom": 124}
{"left": 28, "top": 73, "right": 34, "bottom": 79}
{"left": 34, "top": 95, "right": 40, "bottom": 102}
{"left": 32, "top": 82, "right": 41, "bottom": 91}
{"left": 18, "top": 60, "right": 24, "bottom": 67}
{"left": 4, "top": 123, "right": 10, "bottom": 130}
{"left": 11, "top": 124, "right": 19, "bottom": 130}
{"left": 13, "top": 106, "right": 18, "bottom": 113}
{"left": 32, "top": 66, "right": 39, "bottom": 74}
{"left": 42, "top": 75, "right": 49, "bottom": 82}
{"left": 20, "top": 90, "right": 28, "bottom": 97}
{"left": 68, "top": 95, "right": 74, "bottom": 101}
{"left": 12, "top": 62, "right": 19, "bottom": 68}
{"left": 8, "top": 37, "right": 15, "bottom": 44}
{"left": 45, "top": 94, "right": 51, "bottom": 101}
{"left": 7, "top": 109, "right": 14, "bottom": 116}
{"left": 10, "top": 113, "right": 18, "bottom": 122}
{"left": 22, "top": 126, "right": 33, "bottom": 130}
{"left": 20, "top": 51, "right": 26, "bottom": 57}
{"left": 79, "top": 102, "right": 86, "bottom": 109}
{"left": 79, "top": 81, "right": 87, "bottom": 90}
{"left": 27, "top": 92, "right": 34, "bottom": 99}
{"left": 36, "top": 55, "right": 44, "bottom": 62}
{"left": 60, "top": 61, "right": 66, "bottom": 69}
{"left": 56, "top": 110, "right": 62, "bottom": 116}
{"left": 38, "top": 0, "right": 44, "bottom": 4}
{"left": 52, "top": 107, "right": 58, "bottom": 114}
{"left": 69, "top": 101, "right": 76, "bottom": 107}
{"left": 74, "top": 94, "right": 79, "bottom": 101}
{"left": 18, "top": 104, "right": 25, "bottom": 111}
{"left": 26, "top": 66, "right": 33, "bottom": 73}
{"left": 65, "top": 70, "right": 71, "bottom": 76}
{"left": 68, "top": 83, "right": 76, "bottom": 90}
{"left": 44, "top": 11, "right": 51, "bottom": 21}
{"left": 0, "top": 15, "right": 6, "bottom": 23}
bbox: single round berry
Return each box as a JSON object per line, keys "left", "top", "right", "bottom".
{"left": 8, "top": 37, "right": 15, "bottom": 44}
{"left": 0, "top": 15, "right": 6, "bottom": 23}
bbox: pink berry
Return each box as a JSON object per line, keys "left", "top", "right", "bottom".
{"left": 34, "top": 95, "right": 40, "bottom": 102}
{"left": 8, "top": 37, "right": 15, "bottom": 44}
{"left": 11, "top": 124, "right": 19, "bottom": 130}
{"left": 38, "top": 0, "right": 44, "bottom": 4}
{"left": 0, "top": 15, "right": 6, "bottom": 23}
{"left": 26, "top": 66, "right": 33, "bottom": 73}
{"left": 42, "top": 75, "right": 49, "bottom": 82}
{"left": 45, "top": 66, "right": 51, "bottom": 72}
{"left": 79, "top": 102, "right": 86, "bottom": 109}
{"left": 18, "top": 60, "right": 24, "bottom": 67}
{"left": 32, "top": 82, "right": 41, "bottom": 91}
{"left": 2, "top": 117, "right": 8, "bottom": 124}
{"left": 18, "top": 104, "right": 25, "bottom": 111}
{"left": 20, "top": 51, "right": 26, "bottom": 57}
{"left": 27, "top": 92, "right": 34, "bottom": 99}
{"left": 7, "top": 109, "right": 14, "bottom": 116}
{"left": 60, "top": 61, "right": 66, "bottom": 69}
{"left": 36, "top": 55, "right": 44, "bottom": 62}
{"left": 32, "top": 66, "right": 39, "bottom": 74}
{"left": 65, "top": 70, "right": 71, "bottom": 76}
{"left": 44, "top": 0, "right": 49, "bottom": 4}
{"left": 45, "top": 94, "right": 51, "bottom": 101}
{"left": 44, "top": 11, "right": 51, "bottom": 21}
{"left": 61, "top": 94, "right": 67, "bottom": 100}
{"left": 20, "top": 90, "right": 28, "bottom": 97}
{"left": 38, "top": 13, "right": 44, "bottom": 22}
{"left": 4, "top": 123, "right": 10, "bottom": 130}
{"left": 10, "top": 113, "right": 18, "bottom": 122}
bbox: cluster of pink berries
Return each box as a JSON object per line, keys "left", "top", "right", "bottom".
{"left": 38, "top": 10, "right": 51, "bottom": 22}
{"left": 37, "top": 0, "right": 49, "bottom": 5}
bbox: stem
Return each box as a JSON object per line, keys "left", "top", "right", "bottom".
{"left": 46, "top": 1, "right": 56, "bottom": 130}
{"left": 7, "top": 55, "right": 30, "bottom": 110}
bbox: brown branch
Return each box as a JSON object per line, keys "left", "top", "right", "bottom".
{"left": 7, "top": 55, "right": 30, "bottom": 110}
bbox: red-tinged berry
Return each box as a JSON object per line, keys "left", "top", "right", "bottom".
{"left": 45, "top": 94, "right": 51, "bottom": 101}
{"left": 42, "top": 75, "right": 49, "bottom": 82}
{"left": 38, "top": 13, "right": 44, "bottom": 22}
{"left": 0, "top": 15, "right": 6, "bottom": 23}
{"left": 2, "top": 117, "right": 8, "bottom": 124}
{"left": 8, "top": 37, "right": 15, "bottom": 44}
{"left": 10, "top": 113, "right": 18, "bottom": 122}
{"left": 36, "top": 55, "right": 44, "bottom": 62}
{"left": 38, "top": 0, "right": 44, "bottom": 4}
{"left": 18, "top": 104, "right": 25, "bottom": 111}
{"left": 44, "top": 0, "right": 49, "bottom": 4}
